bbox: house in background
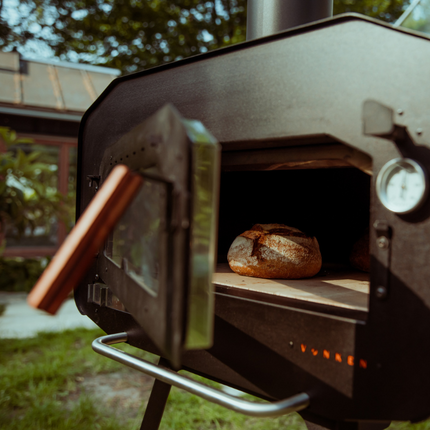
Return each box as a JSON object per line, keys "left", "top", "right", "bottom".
{"left": 0, "top": 50, "right": 120, "bottom": 257}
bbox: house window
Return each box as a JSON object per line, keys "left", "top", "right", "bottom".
{"left": 3, "top": 135, "right": 78, "bottom": 258}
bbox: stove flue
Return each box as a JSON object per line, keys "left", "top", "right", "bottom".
{"left": 246, "top": 0, "right": 333, "bottom": 40}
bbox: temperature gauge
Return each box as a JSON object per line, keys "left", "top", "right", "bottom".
{"left": 376, "top": 158, "right": 428, "bottom": 214}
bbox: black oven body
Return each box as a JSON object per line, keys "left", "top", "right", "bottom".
{"left": 75, "top": 15, "right": 430, "bottom": 426}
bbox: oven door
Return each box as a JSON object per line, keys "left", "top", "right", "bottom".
{"left": 94, "top": 104, "right": 220, "bottom": 368}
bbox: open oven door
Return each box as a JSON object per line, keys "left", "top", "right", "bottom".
{"left": 95, "top": 104, "right": 221, "bottom": 368}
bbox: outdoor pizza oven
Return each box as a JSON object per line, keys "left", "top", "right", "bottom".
{"left": 73, "top": 3, "right": 430, "bottom": 429}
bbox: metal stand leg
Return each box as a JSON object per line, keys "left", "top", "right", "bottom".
{"left": 140, "top": 358, "right": 172, "bottom": 430}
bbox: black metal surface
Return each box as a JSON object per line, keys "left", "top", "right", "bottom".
{"left": 247, "top": 0, "right": 333, "bottom": 40}
{"left": 95, "top": 105, "right": 193, "bottom": 369}
{"left": 76, "top": 14, "right": 430, "bottom": 424}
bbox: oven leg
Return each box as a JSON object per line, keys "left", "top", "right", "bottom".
{"left": 139, "top": 358, "right": 172, "bottom": 430}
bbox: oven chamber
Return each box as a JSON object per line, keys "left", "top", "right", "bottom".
{"left": 75, "top": 15, "right": 430, "bottom": 426}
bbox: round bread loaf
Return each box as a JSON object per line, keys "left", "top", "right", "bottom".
{"left": 350, "top": 230, "right": 370, "bottom": 272}
{"left": 227, "top": 224, "right": 322, "bottom": 279}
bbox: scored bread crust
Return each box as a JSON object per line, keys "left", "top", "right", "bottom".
{"left": 227, "top": 224, "right": 322, "bottom": 279}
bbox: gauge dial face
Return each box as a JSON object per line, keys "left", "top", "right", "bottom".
{"left": 376, "top": 158, "right": 428, "bottom": 214}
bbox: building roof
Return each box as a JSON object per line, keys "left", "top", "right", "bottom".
{"left": 0, "top": 51, "right": 120, "bottom": 122}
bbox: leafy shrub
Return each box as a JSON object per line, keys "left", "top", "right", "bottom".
{"left": 0, "top": 257, "right": 50, "bottom": 292}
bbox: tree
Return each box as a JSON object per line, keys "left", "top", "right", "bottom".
{"left": 0, "top": 0, "right": 247, "bottom": 73}
{"left": 0, "top": 0, "right": 411, "bottom": 74}
{"left": 0, "top": 127, "right": 71, "bottom": 248}
{"left": 334, "top": 0, "right": 409, "bottom": 23}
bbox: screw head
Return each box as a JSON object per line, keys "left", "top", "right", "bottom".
{"left": 417, "top": 128, "right": 423, "bottom": 135}
{"left": 289, "top": 341, "right": 294, "bottom": 348}
{"left": 377, "top": 236, "right": 389, "bottom": 249}
{"left": 376, "top": 286, "right": 388, "bottom": 299}
{"left": 95, "top": 274, "right": 99, "bottom": 281}
{"left": 397, "top": 109, "right": 404, "bottom": 115}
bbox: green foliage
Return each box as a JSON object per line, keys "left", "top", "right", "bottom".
{"left": 0, "top": 127, "right": 71, "bottom": 246}
{"left": 0, "top": 0, "right": 412, "bottom": 74}
{"left": 0, "top": 0, "right": 247, "bottom": 74}
{"left": 333, "top": 0, "right": 409, "bottom": 22}
{"left": 0, "top": 257, "right": 50, "bottom": 292}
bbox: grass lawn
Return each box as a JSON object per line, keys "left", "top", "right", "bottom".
{"left": 0, "top": 328, "right": 306, "bottom": 429}
{"left": 0, "top": 328, "right": 428, "bottom": 430}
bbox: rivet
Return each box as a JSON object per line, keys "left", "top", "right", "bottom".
{"left": 377, "top": 236, "right": 389, "bottom": 249}
{"left": 95, "top": 274, "right": 99, "bottom": 281}
{"left": 397, "top": 109, "right": 404, "bottom": 115}
{"left": 417, "top": 128, "right": 423, "bottom": 135}
{"left": 376, "top": 286, "right": 387, "bottom": 299}
{"left": 289, "top": 341, "right": 294, "bottom": 348}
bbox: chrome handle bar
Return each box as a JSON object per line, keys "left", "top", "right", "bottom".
{"left": 92, "top": 332, "right": 310, "bottom": 418}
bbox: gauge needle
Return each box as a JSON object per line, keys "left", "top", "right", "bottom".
{"left": 401, "top": 170, "right": 407, "bottom": 199}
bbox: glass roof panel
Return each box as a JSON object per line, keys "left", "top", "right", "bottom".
{"left": 399, "top": 0, "right": 430, "bottom": 35}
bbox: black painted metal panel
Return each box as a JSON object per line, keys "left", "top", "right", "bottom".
{"left": 76, "top": 14, "right": 430, "bottom": 423}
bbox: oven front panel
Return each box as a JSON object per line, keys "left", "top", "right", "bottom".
{"left": 76, "top": 14, "right": 430, "bottom": 422}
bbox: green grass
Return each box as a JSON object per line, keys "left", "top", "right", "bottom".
{"left": 0, "top": 328, "right": 428, "bottom": 430}
{"left": 0, "top": 328, "right": 129, "bottom": 429}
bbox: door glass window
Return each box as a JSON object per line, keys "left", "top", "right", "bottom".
{"left": 106, "top": 176, "right": 168, "bottom": 297}
{"left": 184, "top": 119, "right": 220, "bottom": 349}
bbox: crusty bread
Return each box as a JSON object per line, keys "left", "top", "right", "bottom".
{"left": 227, "top": 224, "right": 322, "bottom": 279}
{"left": 350, "top": 230, "right": 370, "bottom": 272}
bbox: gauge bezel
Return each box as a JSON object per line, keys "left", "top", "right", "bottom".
{"left": 376, "top": 158, "right": 428, "bottom": 214}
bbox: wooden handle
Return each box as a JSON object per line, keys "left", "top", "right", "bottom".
{"left": 27, "top": 165, "right": 143, "bottom": 314}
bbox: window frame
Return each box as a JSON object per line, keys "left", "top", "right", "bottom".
{"left": 2, "top": 133, "right": 78, "bottom": 258}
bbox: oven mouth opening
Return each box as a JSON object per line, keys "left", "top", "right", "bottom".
{"left": 214, "top": 149, "right": 372, "bottom": 320}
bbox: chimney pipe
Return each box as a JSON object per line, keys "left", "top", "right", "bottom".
{"left": 246, "top": 0, "right": 333, "bottom": 41}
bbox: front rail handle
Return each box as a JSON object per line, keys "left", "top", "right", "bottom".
{"left": 92, "top": 333, "right": 310, "bottom": 418}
